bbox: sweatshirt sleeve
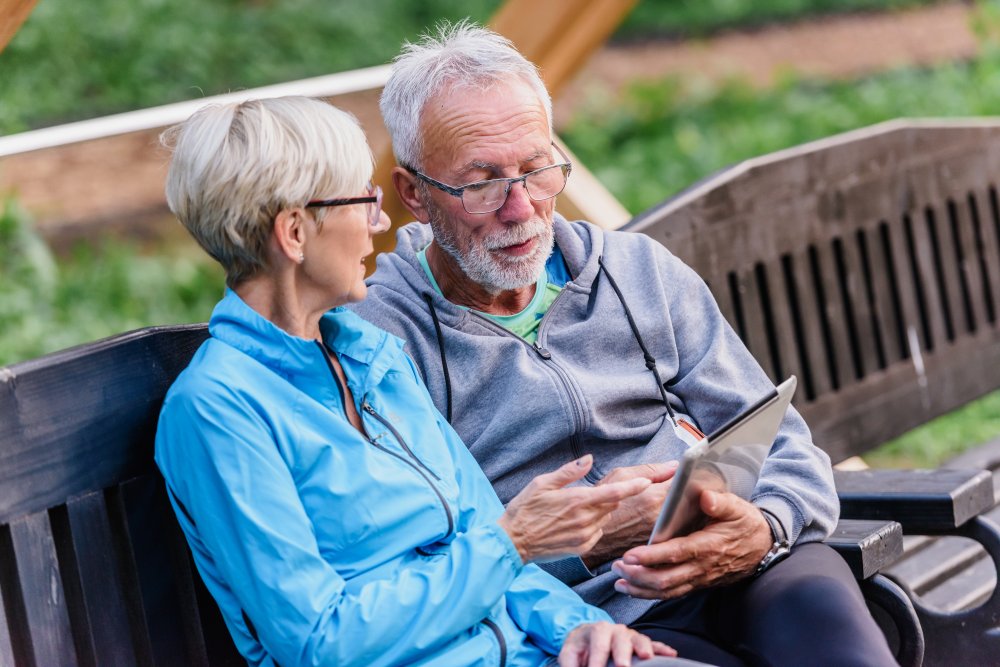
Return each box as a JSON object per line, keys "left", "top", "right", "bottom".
{"left": 155, "top": 383, "right": 525, "bottom": 667}
{"left": 407, "top": 356, "right": 612, "bottom": 655}
{"left": 654, "top": 244, "right": 839, "bottom": 545}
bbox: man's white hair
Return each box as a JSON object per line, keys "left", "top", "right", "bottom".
{"left": 380, "top": 20, "right": 553, "bottom": 170}
{"left": 162, "top": 96, "right": 373, "bottom": 286}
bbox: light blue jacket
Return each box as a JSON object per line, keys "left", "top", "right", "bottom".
{"left": 155, "top": 290, "right": 610, "bottom": 667}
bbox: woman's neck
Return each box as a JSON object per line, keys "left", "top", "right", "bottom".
{"left": 235, "top": 273, "right": 326, "bottom": 342}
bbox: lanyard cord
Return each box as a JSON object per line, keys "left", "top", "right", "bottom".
{"left": 422, "top": 258, "right": 678, "bottom": 428}
{"left": 597, "top": 256, "right": 678, "bottom": 427}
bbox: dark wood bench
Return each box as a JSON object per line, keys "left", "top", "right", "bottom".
{"left": 626, "top": 118, "right": 1000, "bottom": 667}
{"left": 0, "top": 325, "right": 245, "bottom": 666}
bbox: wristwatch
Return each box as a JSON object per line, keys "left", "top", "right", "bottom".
{"left": 754, "top": 509, "right": 791, "bottom": 577}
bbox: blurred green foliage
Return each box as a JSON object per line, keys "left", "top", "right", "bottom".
{"left": 0, "top": 0, "right": 939, "bottom": 134}
{"left": 0, "top": 200, "right": 223, "bottom": 365}
{"left": 561, "top": 52, "right": 1000, "bottom": 214}
{"left": 618, "top": 0, "right": 937, "bottom": 40}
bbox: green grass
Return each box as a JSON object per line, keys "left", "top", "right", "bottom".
{"left": 865, "top": 390, "right": 1000, "bottom": 468}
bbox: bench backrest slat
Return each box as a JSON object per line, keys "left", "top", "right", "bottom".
{"left": 626, "top": 120, "right": 1000, "bottom": 461}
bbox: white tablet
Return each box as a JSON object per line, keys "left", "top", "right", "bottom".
{"left": 648, "top": 376, "right": 797, "bottom": 544}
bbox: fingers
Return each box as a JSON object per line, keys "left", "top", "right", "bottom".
{"left": 533, "top": 454, "right": 594, "bottom": 490}
{"left": 598, "top": 461, "right": 680, "bottom": 485}
{"left": 586, "top": 624, "right": 613, "bottom": 667}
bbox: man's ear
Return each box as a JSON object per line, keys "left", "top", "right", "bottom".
{"left": 392, "top": 166, "right": 430, "bottom": 223}
{"left": 272, "top": 207, "right": 308, "bottom": 263}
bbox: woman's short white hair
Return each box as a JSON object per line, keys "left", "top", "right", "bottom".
{"left": 162, "top": 96, "right": 373, "bottom": 286}
{"left": 380, "top": 20, "right": 553, "bottom": 170}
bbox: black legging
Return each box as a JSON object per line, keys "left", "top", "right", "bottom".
{"left": 629, "top": 543, "right": 899, "bottom": 667}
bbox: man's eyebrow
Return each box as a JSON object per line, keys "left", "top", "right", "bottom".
{"left": 457, "top": 150, "right": 552, "bottom": 178}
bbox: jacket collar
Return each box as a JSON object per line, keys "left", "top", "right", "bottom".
{"left": 209, "top": 289, "right": 405, "bottom": 398}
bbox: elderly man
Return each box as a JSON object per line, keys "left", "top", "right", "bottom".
{"left": 353, "top": 21, "right": 897, "bottom": 667}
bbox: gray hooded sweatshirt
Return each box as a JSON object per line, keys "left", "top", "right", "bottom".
{"left": 352, "top": 215, "right": 838, "bottom": 623}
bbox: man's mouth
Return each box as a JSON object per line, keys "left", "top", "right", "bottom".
{"left": 494, "top": 236, "right": 536, "bottom": 256}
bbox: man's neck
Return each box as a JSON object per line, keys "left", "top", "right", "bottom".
{"left": 425, "top": 242, "right": 537, "bottom": 315}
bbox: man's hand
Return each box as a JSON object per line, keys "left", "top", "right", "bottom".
{"left": 581, "top": 462, "right": 678, "bottom": 568}
{"left": 498, "top": 455, "right": 651, "bottom": 563}
{"left": 610, "top": 490, "right": 773, "bottom": 599}
{"left": 558, "top": 621, "right": 676, "bottom": 667}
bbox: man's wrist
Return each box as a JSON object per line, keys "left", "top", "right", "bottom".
{"left": 754, "top": 508, "right": 791, "bottom": 576}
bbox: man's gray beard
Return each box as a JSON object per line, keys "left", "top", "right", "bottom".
{"left": 426, "top": 201, "right": 554, "bottom": 295}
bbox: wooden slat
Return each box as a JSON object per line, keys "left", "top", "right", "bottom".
{"left": 967, "top": 189, "right": 1000, "bottom": 327}
{"left": 863, "top": 221, "right": 907, "bottom": 365}
{"left": 63, "top": 492, "right": 138, "bottom": 667}
{"left": 8, "top": 511, "right": 78, "bottom": 667}
{"left": 0, "top": 525, "right": 25, "bottom": 666}
{"left": 0, "top": 325, "right": 208, "bottom": 523}
{"left": 729, "top": 267, "right": 774, "bottom": 379}
{"left": 884, "top": 214, "right": 930, "bottom": 358}
{"left": 761, "top": 257, "right": 806, "bottom": 390}
{"left": 117, "top": 476, "right": 206, "bottom": 667}
{"left": 836, "top": 233, "right": 882, "bottom": 378}
{"left": 927, "top": 203, "right": 967, "bottom": 340}
{"left": 785, "top": 248, "right": 832, "bottom": 401}
{"left": 948, "top": 198, "right": 988, "bottom": 333}
{"left": 812, "top": 241, "right": 856, "bottom": 390}
{"left": 902, "top": 211, "right": 948, "bottom": 353}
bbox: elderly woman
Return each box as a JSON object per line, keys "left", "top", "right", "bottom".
{"left": 154, "top": 96, "right": 685, "bottom": 667}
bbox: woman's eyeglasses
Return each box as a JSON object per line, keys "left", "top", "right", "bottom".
{"left": 306, "top": 183, "right": 383, "bottom": 227}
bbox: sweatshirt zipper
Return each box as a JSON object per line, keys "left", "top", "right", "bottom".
{"left": 482, "top": 618, "right": 507, "bottom": 667}
{"left": 362, "top": 401, "right": 455, "bottom": 537}
{"left": 466, "top": 311, "right": 596, "bottom": 482}
{"left": 318, "top": 342, "right": 454, "bottom": 537}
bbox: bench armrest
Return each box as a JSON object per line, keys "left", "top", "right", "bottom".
{"left": 834, "top": 468, "right": 995, "bottom": 534}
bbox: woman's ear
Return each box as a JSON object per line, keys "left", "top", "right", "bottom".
{"left": 392, "top": 166, "right": 430, "bottom": 223}
{"left": 273, "top": 207, "right": 309, "bottom": 264}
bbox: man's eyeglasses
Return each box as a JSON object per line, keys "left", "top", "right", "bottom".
{"left": 404, "top": 144, "right": 573, "bottom": 215}
{"left": 306, "top": 183, "right": 383, "bottom": 228}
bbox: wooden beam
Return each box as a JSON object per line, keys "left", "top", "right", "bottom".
{"left": 372, "top": 0, "right": 637, "bottom": 256}
{"left": 0, "top": 0, "right": 37, "bottom": 55}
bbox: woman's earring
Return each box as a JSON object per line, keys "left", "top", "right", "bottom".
{"left": 298, "top": 252, "right": 305, "bottom": 264}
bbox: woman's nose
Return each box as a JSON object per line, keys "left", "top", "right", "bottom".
{"left": 371, "top": 209, "right": 391, "bottom": 234}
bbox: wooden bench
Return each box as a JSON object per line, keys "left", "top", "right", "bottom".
{"left": 0, "top": 325, "right": 245, "bottom": 666}
{"left": 627, "top": 118, "right": 1000, "bottom": 667}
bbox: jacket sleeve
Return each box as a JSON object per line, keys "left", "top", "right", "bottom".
{"left": 652, "top": 242, "right": 839, "bottom": 545}
{"left": 155, "top": 384, "right": 526, "bottom": 667}
{"left": 413, "top": 356, "right": 612, "bottom": 656}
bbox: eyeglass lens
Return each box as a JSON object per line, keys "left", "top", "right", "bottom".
{"left": 367, "top": 185, "right": 383, "bottom": 227}
{"left": 463, "top": 164, "right": 569, "bottom": 214}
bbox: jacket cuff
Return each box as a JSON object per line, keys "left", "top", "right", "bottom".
{"left": 535, "top": 556, "right": 596, "bottom": 586}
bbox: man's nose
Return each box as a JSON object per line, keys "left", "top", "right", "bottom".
{"left": 498, "top": 179, "right": 534, "bottom": 222}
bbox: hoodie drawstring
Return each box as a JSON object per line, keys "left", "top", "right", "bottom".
{"left": 423, "top": 293, "right": 453, "bottom": 423}
{"left": 598, "top": 257, "right": 679, "bottom": 427}
{"left": 422, "top": 258, "right": 678, "bottom": 428}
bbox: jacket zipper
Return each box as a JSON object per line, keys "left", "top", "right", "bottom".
{"left": 466, "top": 311, "right": 597, "bottom": 482}
{"left": 362, "top": 402, "right": 455, "bottom": 537}
{"left": 317, "top": 342, "right": 455, "bottom": 537}
{"left": 482, "top": 618, "right": 507, "bottom": 667}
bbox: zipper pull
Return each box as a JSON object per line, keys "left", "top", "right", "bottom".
{"left": 533, "top": 342, "right": 552, "bottom": 359}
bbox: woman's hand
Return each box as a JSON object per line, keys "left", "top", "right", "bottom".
{"left": 559, "top": 621, "right": 677, "bottom": 667}
{"left": 497, "top": 455, "right": 651, "bottom": 563}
